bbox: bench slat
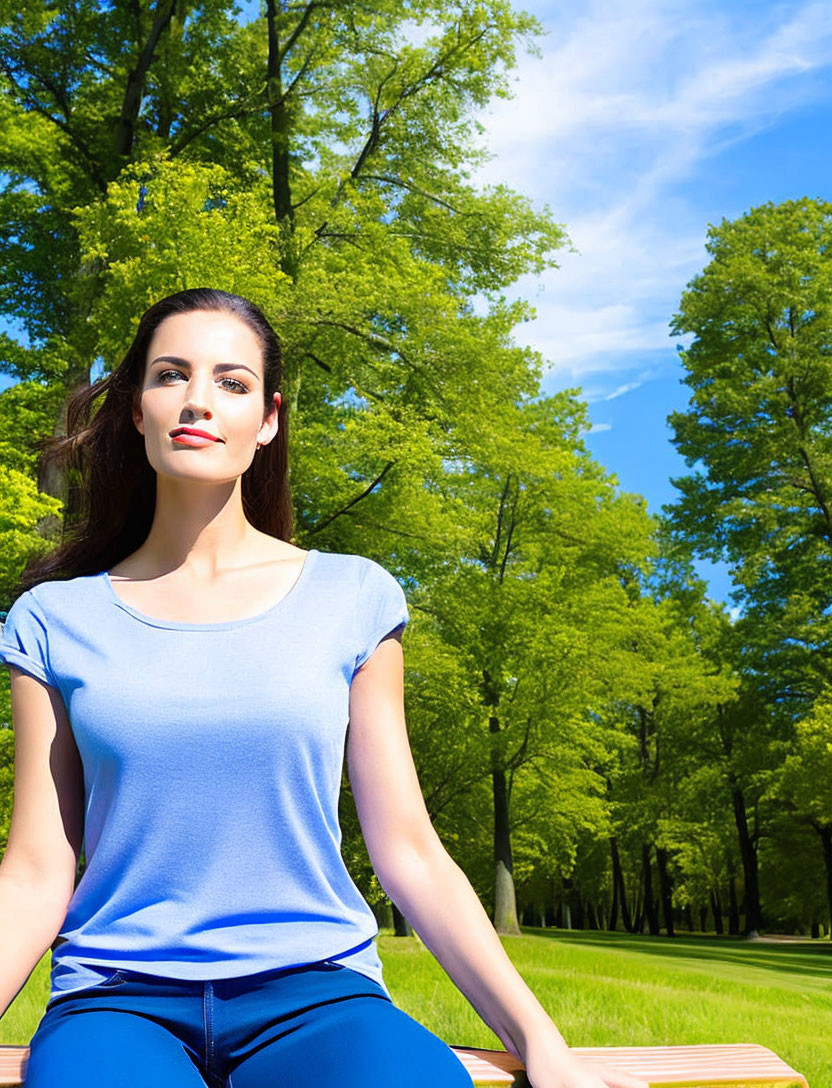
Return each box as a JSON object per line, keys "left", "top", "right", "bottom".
{"left": 0, "top": 1042, "right": 810, "bottom": 1087}
{"left": 448, "top": 1044, "right": 809, "bottom": 1087}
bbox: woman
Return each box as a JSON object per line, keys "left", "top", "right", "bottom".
{"left": 0, "top": 288, "right": 647, "bottom": 1088}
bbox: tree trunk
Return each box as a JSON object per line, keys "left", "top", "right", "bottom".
{"left": 821, "top": 824, "right": 832, "bottom": 939}
{"left": 656, "top": 846, "right": 675, "bottom": 937}
{"left": 610, "top": 837, "right": 634, "bottom": 932}
{"left": 545, "top": 879, "right": 557, "bottom": 928}
{"left": 710, "top": 888, "right": 724, "bottom": 935}
{"left": 586, "top": 901, "right": 599, "bottom": 930}
{"left": 545, "top": 899, "right": 557, "bottom": 927}
{"left": 609, "top": 847, "right": 620, "bottom": 931}
{"left": 112, "top": 0, "right": 177, "bottom": 172}
{"left": 483, "top": 668, "right": 520, "bottom": 936}
{"left": 728, "top": 874, "right": 740, "bottom": 935}
{"left": 392, "top": 902, "right": 412, "bottom": 937}
{"left": 573, "top": 893, "right": 585, "bottom": 930}
{"left": 731, "top": 784, "right": 762, "bottom": 934}
{"left": 563, "top": 877, "right": 580, "bottom": 929}
{"left": 265, "top": 0, "right": 292, "bottom": 221}
{"left": 642, "top": 842, "right": 660, "bottom": 936}
{"left": 39, "top": 365, "right": 95, "bottom": 530}
{"left": 265, "top": 0, "right": 298, "bottom": 279}
{"left": 113, "top": 0, "right": 177, "bottom": 169}
{"left": 371, "top": 898, "right": 393, "bottom": 930}
{"left": 633, "top": 857, "right": 644, "bottom": 933}
{"left": 493, "top": 861, "right": 520, "bottom": 934}
{"left": 491, "top": 759, "right": 520, "bottom": 934}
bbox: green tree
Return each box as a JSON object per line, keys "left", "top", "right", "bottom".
{"left": 413, "top": 392, "right": 652, "bottom": 932}
{"left": 665, "top": 198, "right": 832, "bottom": 933}
{"left": 666, "top": 197, "right": 832, "bottom": 691}
{"left": 599, "top": 580, "right": 736, "bottom": 936}
{"left": 1, "top": 1, "right": 563, "bottom": 519}
{"left": 0, "top": 464, "right": 63, "bottom": 604}
{"left": 0, "top": 4, "right": 608, "bottom": 936}
{"left": 780, "top": 692, "right": 832, "bottom": 935}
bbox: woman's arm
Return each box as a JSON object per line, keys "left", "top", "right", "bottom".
{"left": 347, "top": 637, "right": 647, "bottom": 1088}
{"left": 0, "top": 668, "right": 85, "bottom": 1019}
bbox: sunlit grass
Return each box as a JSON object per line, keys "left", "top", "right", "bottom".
{"left": 379, "top": 928, "right": 830, "bottom": 1087}
{"left": 0, "top": 950, "right": 51, "bottom": 1049}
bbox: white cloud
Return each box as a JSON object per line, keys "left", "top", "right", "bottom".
{"left": 605, "top": 381, "right": 644, "bottom": 401}
{"left": 589, "top": 422, "right": 612, "bottom": 434}
{"left": 472, "top": 0, "right": 832, "bottom": 388}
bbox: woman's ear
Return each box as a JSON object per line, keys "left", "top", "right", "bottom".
{"left": 132, "top": 392, "right": 144, "bottom": 436}
{"left": 257, "top": 391, "right": 281, "bottom": 446}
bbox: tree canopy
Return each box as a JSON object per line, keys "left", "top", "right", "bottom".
{"left": 1, "top": 7, "right": 831, "bottom": 943}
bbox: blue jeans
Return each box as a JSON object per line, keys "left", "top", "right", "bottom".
{"left": 25, "top": 961, "right": 473, "bottom": 1087}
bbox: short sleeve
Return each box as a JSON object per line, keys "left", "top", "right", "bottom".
{"left": 353, "top": 560, "right": 409, "bottom": 672}
{"left": 0, "top": 589, "right": 56, "bottom": 689}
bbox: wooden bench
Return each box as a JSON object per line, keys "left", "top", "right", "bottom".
{"left": 0, "top": 1041, "right": 810, "bottom": 1086}
{"left": 451, "top": 1044, "right": 809, "bottom": 1086}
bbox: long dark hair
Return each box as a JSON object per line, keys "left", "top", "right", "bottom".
{"left": 14, "top": 288, "right": 293, "bottom": 596}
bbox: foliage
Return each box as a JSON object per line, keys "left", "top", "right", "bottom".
{"left": 1, "top": 8, "right": 828, "bottom": 947}
{"left": 667, "top": 198, "right": 832, "bottom": 695}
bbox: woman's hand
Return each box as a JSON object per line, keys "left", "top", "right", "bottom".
{"left": 524, "top": 1043, "right": 650, "bottom": 1088}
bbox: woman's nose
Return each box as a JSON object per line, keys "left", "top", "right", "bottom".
{"left": 181, "top": 382, "right": 214, "bottom": 419}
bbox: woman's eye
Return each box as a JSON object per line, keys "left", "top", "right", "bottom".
{"left": 157, "top": 370, "right": 247, "bottom": 393}
{"left": 220, "top": 377, "right": 248, "bottom": 393}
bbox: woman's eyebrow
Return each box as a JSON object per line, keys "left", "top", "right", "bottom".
{"left": 149, "top": 354, "right": 258, "bottom": 378}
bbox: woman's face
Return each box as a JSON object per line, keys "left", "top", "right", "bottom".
{"left": 133, "top": 309, "right": 280, "bottom": 482}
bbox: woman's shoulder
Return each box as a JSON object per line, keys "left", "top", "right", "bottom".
{"left": 313, "top": 548, "right": 396, "bottom": 585}
{"left": 6, "top": 572, "right": 102, "bottom": 619}
{"left": 314, "top": 553, "right": 407, "bottom": 626}
{"left": 1, "top": 573, "right": 103, "bottom": 687}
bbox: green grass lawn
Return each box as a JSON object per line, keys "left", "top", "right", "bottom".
{"left": 379, "top": 929, "right": 830, "bottom": 1086}
{"left": 3, "top": 929, "right": 829, "bottom": 1085}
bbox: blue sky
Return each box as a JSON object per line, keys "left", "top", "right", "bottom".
{"left": 4, "top": 0, "right": 830, "bottom": 604}
{"left": 468, "top": 0, "right": 832, "bottom": 604}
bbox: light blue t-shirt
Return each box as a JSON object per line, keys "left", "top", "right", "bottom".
{"left": 0, "top": 548, "right": 409, "bottom": 1002}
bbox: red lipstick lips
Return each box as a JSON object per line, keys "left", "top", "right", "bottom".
{"left": 170, "top": 427, "right": 222, "bottom": 441}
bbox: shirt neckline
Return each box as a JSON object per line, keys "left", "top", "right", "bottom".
{"left": 99, "top": 549, "right": 319, "bottom": 631}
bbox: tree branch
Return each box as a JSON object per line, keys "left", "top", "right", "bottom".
{"left": 322, "top": 21, "right": 495, "bottom": 224}
{"left": 343, "top": 516, "right": 443, "bottom": 546}
{"left": 361, "top": 173, "right": 463, "bottom": 213}
{"left": 310, "top": 319, "right": 417, "bottom": 368}
{"left": 113, "top": 0, "right": 177, "bottom": 169}
{"left": 276, "top": 1, "right": 320, "bottom": 69}
{"left": 307, "top": 460, "right": 395, "bottom": 535}
{"left": 169, "top": 85, "right": 270, "bottom": 156}
{"left": 499, "top": 486, "right": 520, "bottom": 581}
